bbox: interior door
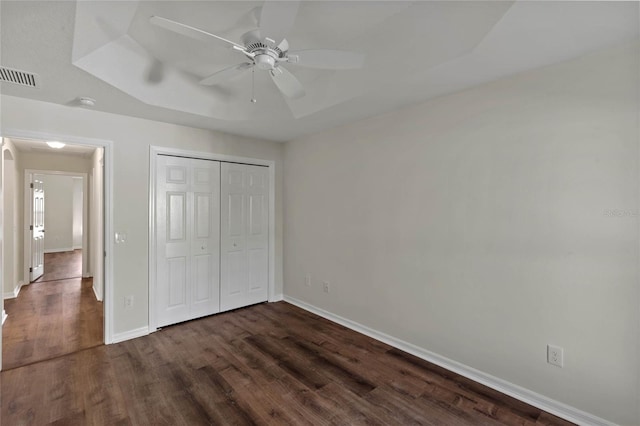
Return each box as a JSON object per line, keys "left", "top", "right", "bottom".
{"left": 30, "top": 176, "right": 45, "bottom": 282}
{"left": 156, "top": 156, "right": 220, "bottom": 327}
{"left": 220, "top": 162, "right": 269, "bottom": 312}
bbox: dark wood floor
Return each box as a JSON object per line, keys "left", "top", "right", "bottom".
{"left": 2, "top": 277, "right": 103, "bottom": 370}
{"left": 33, "top": 249, "right": 83, "bottom": 283}
{"left": 3, "top": 248, "right": 102, "bottom": 370}
{"left": 1, "top": 302, "right": 574, "bottom": 425}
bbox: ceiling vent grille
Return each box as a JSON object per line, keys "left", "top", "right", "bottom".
{"left": 0, "top": 66, "right": 41, "bottom": 88}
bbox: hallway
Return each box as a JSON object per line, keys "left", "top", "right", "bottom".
{"left": 2, "top": 250, "right": 103, "bottom": 370}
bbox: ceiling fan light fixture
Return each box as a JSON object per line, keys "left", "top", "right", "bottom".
{"left": 46, "top": 141, "right": 66, "bottom": 149}
{"left": 255, "top": 53, "right": 276, "bottom": 70}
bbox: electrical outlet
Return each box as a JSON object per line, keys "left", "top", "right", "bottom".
{"left": 547, "top": 344, "right": 564, "bottom": 367}
{"left": 124, "top": 295, "right": 134, "bottom": 309}
{"left": 305, "top": 274, "right": 312, "bottom": 287}
{"left": 323, "top": 281, "right": 330, "bottom": 293}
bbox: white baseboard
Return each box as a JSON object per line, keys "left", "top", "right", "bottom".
{"left": 92, "top": 284, "right": 102, "bottom": 302}
{"left": 44, "top": 247, "right": 74, "bottom": 254}
{"left": 2, "top": 309, "right": 7, "bottom": 325}
{"left": 3, "top": 281, "right": 24, "bottom": 300}
{"left": 72, "top": 245, "right": 83, "bottom": 250}
{"left": 284, "top": 296, "right": 615, "bottom": 426}
{"left": 111, "top": 326, "right": 149, "bottom": 344}
{"left": 270, "top": 293, "right": 284, "bottom": 302}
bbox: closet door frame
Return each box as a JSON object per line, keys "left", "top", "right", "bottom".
{"left": 148, "top": 146, "right": 276, "bottom": 333}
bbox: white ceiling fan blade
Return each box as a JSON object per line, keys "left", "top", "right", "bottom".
{"left": 270, "top": 66, "right": 305, "bottom": 99}
{"left": 200, "top": 63, "right": 254, "bottom": 86}
{"left": 258, "top": 1, "right": 299, "bottom": 46}
{"left": 288, "top": 50, "right": 365, "bottom": 70}
{"left": 150, "top": 16, "right": 246, "bottom": 51}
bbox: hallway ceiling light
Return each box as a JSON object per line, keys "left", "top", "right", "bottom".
{"left": 46, "top": 141, "right": 66, "bottom": 149}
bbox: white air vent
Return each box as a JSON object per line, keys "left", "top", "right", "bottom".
{"left": 0, "top": 66, "right": 41, "bottom": 88}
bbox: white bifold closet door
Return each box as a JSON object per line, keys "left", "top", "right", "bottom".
{"left": 156, "top": 156, "right": 220, "bottom": 327}
{"left": 220, "top": 162, "right": 269, "bottom": 312}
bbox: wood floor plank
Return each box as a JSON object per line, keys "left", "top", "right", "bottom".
{"left": 278, "top": 336, "right": 376, "bottom": 397}
{"left": 1, "top": 301, "right": 576, "bottom": 426}
{"left": 315, "top": 382, "right": 400, "bottom": 426}
{"left": 245, "top": 334, "right": 331, "bottom": 391}
{"left": 365, "top": 384, "right": 443, "bottom": 426}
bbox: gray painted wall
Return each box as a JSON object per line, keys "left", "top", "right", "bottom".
{"left": 284, "top": 43, "right": 639, "bottom": 425}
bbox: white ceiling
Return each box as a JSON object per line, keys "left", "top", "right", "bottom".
{"left": 1, "top": 1, "right": 638, "bottom": 142}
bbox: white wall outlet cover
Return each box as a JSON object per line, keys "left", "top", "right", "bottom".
{"left": 547, "top": 344, "right": 564, "bottom": 368}
{"left": 124, "top": 295, "right": 134, "bottom": 308}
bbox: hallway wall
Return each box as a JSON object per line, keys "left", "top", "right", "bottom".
{"left": 2, "top": 139, "right": 21, "bottom": 298}
{"left": 41, "top": 174, "right": 74, "bottom": 253}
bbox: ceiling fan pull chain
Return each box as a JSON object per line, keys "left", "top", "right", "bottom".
{"left": 251, "top": 67, "right": 257, "bottom": 103}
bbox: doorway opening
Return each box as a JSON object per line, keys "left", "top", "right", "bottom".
{"left": 29, "top": 174, "right": 85, "bottom": 284}
{"left": 1, "top": 136, "right": 108, "bottom": 370}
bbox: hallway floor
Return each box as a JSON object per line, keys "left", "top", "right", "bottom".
{"left": 2, "top": 250, "right": 103, "bottom": 370}
{"left": 33, "top": 249, "right": 83, "bottom": 283}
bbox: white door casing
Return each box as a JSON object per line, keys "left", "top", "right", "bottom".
{"left": 91, "top": 150, "right": 105, "bottom": 301}
{"left": 156, "top": 156, "right": 220, "bottom": 327}
{"left": 30, "top": 176, "right": 45, "bottom": 282}
{"left": 220, "top": 162, "right": 269, "bottom": 312}
{"left": 1, "top": 128, "right": 113, "bottom": 358}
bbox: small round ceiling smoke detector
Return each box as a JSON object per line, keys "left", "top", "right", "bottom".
{"left": 78, "top": 97, "right": 96, "bottom": 107}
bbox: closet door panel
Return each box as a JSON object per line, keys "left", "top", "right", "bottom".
{"left": 189, "top": 159, "right": 220, "bottom": 319}
{"left": 167, "top": 257, "right": 188, "bottom": 307}
{"left": 221, "top": 162, "right": 268, "bottom": 312}
{"left": 156, "top": 156, "right": 220, "bottom": 326}
{"left": 157, "top": 156, "right": 192, "bottom": 326}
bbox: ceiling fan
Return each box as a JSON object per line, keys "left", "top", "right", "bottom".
{"left": 149, "top": 1, "right": 365, "bottom": 100}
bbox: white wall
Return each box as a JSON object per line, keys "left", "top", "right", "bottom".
{"left": 2, "top": 140, "right": 20, "bottom": 298}
{"left": 0, "top": 97, "right": 284, "bottom": 339}
{"left": 41, "top": 174, "right": 74, "bottom": 253}
{"left": 284, "top": 42, "right": 639, "bottom": 426}
{"left": 21, "top": 151, "right": 92, "bottom": 174}
{"left": 3, "top": 155, "right": 15, "bottom": 293}
{"left": 72, "top": 177, "right": 82, "bottom": 249}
